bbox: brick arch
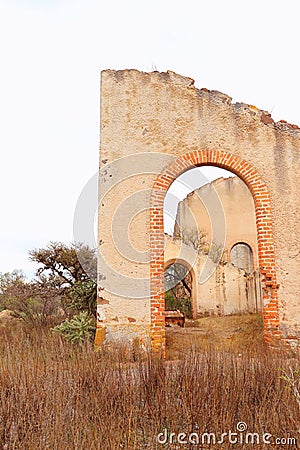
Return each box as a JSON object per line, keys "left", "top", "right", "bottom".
{"left": 150, "top": 149, "right": 281, "bottom": 351}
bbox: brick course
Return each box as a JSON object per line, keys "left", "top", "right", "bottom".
{"left": 150, "top": 149, "right": 280, "bottom": 352}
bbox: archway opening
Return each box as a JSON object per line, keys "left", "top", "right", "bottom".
{"left": 164, "top": 262, "right": 193, "bottom": 319}
{"left": 150, "top": 150, "right": 280, "bottom": 352}
{"left": 161, "top": 161, "right": 265, "bottom": 352}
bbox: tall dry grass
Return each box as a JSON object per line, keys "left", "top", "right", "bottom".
{"left": 0, "top": 326, "right": 299, "bottom": 449}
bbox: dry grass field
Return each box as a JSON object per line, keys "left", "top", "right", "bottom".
{"left": 166, "top": 314, "right": 265, "bottom": 358}
{"left": 0, "top": 317, "right": 299, "bottom": 449}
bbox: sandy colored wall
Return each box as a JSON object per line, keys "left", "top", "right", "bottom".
{"left": 97, "top": 69, "right": 300, "bottom": 348}
{"left": 164, "top": 235, "right": 261, "bottom": 317}
{"left": 174, "top": 176, "right": 258, "bottom": 269}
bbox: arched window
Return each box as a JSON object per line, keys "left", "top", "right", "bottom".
{"left": 230, "top": 242, "right": 253, "bottom": 273}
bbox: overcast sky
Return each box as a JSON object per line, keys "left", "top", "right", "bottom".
{"left": 1, "top": 0, "right": 299, "bottom": 278}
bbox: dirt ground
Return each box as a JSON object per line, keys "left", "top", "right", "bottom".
{"left": 166, "top": 313, "right": 265, "bottom": 359}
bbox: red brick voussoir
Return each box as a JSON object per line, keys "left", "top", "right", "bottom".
{"left": 150, "top": 149, "right": 281, "bottom": 353}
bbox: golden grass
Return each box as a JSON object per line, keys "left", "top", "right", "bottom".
{"left": 166, "top": 314, "right": 265, "bottom": 359}
{"left": 0, "top": 322, "right": 299, "bottom": 449}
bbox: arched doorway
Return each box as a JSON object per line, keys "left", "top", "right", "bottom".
{"left": 150, "top": 149, "right": 280, "bottom": 351}
{"left": 164, "top": 259, "right": 197, "bottom": 320}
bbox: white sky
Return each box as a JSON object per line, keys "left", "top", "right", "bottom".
{"left": 164, "top": 167, "right": 233, "bottom": 235}
{"left": 1, "top": 0, "right": 300, "bottom": 278}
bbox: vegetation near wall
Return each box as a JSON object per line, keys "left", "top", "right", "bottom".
{"left": 0, "top": 326, "right": 299, "bottom": 449}
{"left": 0, "top": 242, "right": 97, "bottom": 330}
{"left": 0, "top": 241, "right": 299, "bottom": 448}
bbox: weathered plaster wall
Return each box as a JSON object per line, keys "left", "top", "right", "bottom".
{"left": 97, "top": 69, "right": 300, "bottom": 349}
{"left": 174, "top": 176, "right": 258, "bottom": 268}
{"left": 164, "top": 235, "right": 261, "bottom": 317}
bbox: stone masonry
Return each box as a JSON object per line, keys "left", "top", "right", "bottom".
{"left": 96, "top": 69, "right": 300, "bottom": 352}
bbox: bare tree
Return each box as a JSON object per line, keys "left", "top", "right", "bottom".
{"left": 29, "top": 241, "right": 96, "bottom": 290}
{"left": 1, "top": 277, "right": 61, "bottom": 326}
{"left": 164, "top": 263, "right": 192, "bottom": 317}
{"left": 174, "top": 228, "right": 224, "bottom": 263}
{"left": 0, "top": 242, "right": 98, "bottom": 326}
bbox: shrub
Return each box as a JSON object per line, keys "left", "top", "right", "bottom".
{"left": 68, "top": 279, "right": 97, "bottom": 317}
{"left": 165, "top": 290, "right": 192, "bottom": 318}
{"left": 51, "top": 311, "right": 95, "bottom": 344}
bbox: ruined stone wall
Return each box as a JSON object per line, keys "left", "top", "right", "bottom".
{"left": 97, "top": 69, "right": 300, "bottom": 350}
{"left": 174, "top": 176, "right": 258, "bottom": 269}
{"left": 164, "top": 235, "right": 261, "bottom": 317}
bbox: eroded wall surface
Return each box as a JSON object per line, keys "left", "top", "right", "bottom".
{"left": 174, "top": 176, "right": 258, "bottom": 268}
{"left": 164, "top": 235, "right": 261, "bottom": 317}
{"left": 97, "top": 69, "right": 300, "bottom": 349}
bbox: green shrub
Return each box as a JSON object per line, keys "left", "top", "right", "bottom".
{"left": 68, "top": 279, "right": 97, "bottom": 317}
{"left": 52, "top": 311, "right": 95, "bottom": 344}
{"left": 165, "top": 290, "right": 192, "bottom": 318}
